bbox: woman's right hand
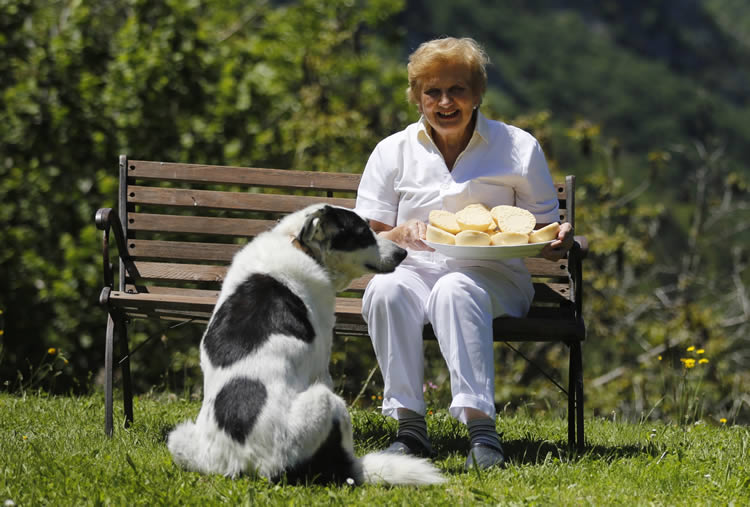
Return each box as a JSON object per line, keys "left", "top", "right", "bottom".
{"left": 370, "top": 219, "right": 434, "bottom": 251}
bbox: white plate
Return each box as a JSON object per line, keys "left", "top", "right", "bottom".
{"left": 424, "top": 240, "right": 554, "bottom": 260}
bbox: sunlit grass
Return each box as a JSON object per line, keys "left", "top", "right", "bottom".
{"left": 1, "top": 392, "right": 748, "bottom": 506}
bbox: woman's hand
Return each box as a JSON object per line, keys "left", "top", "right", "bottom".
{"left": 540, "top": 222, "right": 575, "bottom": 261}
{"left": 370, "top": 219, "right": 434, "bottom": 251}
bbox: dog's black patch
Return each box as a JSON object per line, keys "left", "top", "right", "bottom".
{"left": 273, "top": 418, "right": 358, "bottom": 485}
{"left": 203, "top": 273, "right": 315, "bottom": 368}
{"left": 323, "top": 206, "right": 377, "bottom": 251}
{"left": 214, "top": 376, "right": 267, "bottom": 444}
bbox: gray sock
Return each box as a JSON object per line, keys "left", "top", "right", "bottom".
{"left": 467, "top": 417, "right": 502, "bottom": 449}
{"left": 397, "top": 410, "right": 431, "bottom": 449}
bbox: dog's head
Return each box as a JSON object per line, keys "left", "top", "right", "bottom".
{"left": 293, "top": 205, "right": 407, "bottom": 290}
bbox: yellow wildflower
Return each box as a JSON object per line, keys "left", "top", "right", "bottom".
{"left": 699, "top": 358, "right": 709, "bottom": 364}
{"left": 720, "top": 418, "right": 727, "bottom": 424}
{"left": 0, "top": 330, "right": 4, "bottom": 336}
{"left": 680, "top": 358, "right": 696, "bottom": 368}
{"left": 657, "top": 355, "right": 662, "bottom": 361}
{"left": 22, "top": 435, "right": 28, "bottom": 440}
{"left": 687, "top": 346, "right": 695, "bottom": 352}
{"left": 47, "top": 347, "right": 57, "bottom": 355}
{"left": 697, "top": 349, "right": 705, "bottom": 354}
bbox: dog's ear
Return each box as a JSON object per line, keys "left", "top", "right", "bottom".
{"left": 299, "top": 207, "right": 329, "bottom": 245}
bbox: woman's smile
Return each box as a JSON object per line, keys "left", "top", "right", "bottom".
{"left": 419, "top": 62, "right": 479, "bottom": 147}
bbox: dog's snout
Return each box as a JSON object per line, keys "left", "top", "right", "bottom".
{"left": 370, "top": 237, "right": 407, "bottom": 274}
{"left": 394, "top": 246, "right": 407, "bottom": 263}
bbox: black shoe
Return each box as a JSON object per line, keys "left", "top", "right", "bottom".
{"left": 383, "top": 435, "right": 436, "bottom": 458}
{"left": 464, "top": 442, "right": 506, "bottom": 471}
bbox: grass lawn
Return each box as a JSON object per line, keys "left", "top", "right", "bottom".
{"left": 1, "top": 392, "right": 748, "bottom": 506}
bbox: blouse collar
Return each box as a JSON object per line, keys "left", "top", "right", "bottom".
{"left": 417, "top": 110, "right": 490, "bottom": 147}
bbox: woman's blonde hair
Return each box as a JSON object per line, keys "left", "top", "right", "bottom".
{"left": 406, "top": 37, "right": 490, "bottom": 105}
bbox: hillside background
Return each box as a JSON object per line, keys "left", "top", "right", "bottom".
{"left": 1, "top": 0, "right": 748, "bottom": 424}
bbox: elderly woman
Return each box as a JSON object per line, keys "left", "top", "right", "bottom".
{"left": 354, "top": 37, "right": 574, "bottom": 469}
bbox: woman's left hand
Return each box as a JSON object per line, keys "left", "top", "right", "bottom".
{"left": 540, "top": 222, "right": 575, "bottom": 261}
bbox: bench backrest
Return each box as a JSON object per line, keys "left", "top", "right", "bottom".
{"left": 115, "top": 156, "right": 576, "bottom": 323}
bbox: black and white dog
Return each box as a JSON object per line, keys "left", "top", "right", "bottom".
{"left": 168, "top": 204, "right": 444, "bottom": 485}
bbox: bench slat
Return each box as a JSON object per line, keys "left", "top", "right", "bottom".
{"left": 126, "top": 285, "right": 221, "bottom": 298}
{"left": 524, "top": 257, "right": 570, "bottom": 277}
{"left": 128, "top": 186, "right": 356, "bottom": 212}
{"left": 127, "top": 241, "right": 569, "bottom": 279}
{"left": 130, "top": 212, "right": 566, "bottom": 238}
{"left": 128, "top": 160, "right": 362, "bottom": 192}
{"left": 129, "top": 213, "right": 274, "bottom": 237}
{"left": 130, "top": 262, "right": 226, "bottom": 283}
{"left": 129, "top": 240, "right": 239, "bottom": 263}
{"left": 109, "top": 291, "right": 217, "bottom": 312}
{"left": 120, "top": 277, "right": 570, "bottom": 308}
{"left": 129, "top": 259, "right": 569, "bottom": 286}
{"left": 552, "top": 209, "right": 568, "bottom": 223}
{"left": 333, "top": 298, "right": 580, "bottom": 341}
{"left": 108, "top": 291, "right": 579, "bottom": 341}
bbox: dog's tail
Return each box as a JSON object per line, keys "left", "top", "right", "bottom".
{"left": 358, "top": 451, "right": 445, "bottom": 485}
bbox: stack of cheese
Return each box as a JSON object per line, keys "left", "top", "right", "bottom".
{"left": 426, "top": 203, "right": 560, "bottom": 246}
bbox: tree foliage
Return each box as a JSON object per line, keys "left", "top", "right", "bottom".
{"left": 1, "top": 0, "right": 748, "bottom": 424}
{"left": 0, "top": 0, "right": 409, "bottom": 391}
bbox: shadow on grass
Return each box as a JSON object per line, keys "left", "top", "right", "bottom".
{"left": 158, "top": 408, "right": 651, "bottom": 466}
{"left": 500, "top": 438, "right": 648, "bottom": 465}
{"left": 431, "top": 437, "right": 649, "bottom": 465}
{"left": 353, "top": 412, "right": 650, "bottom": 465}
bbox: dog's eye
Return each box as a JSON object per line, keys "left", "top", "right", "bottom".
{"left": 330, "top": 229, "right": 376, "bottom": 251}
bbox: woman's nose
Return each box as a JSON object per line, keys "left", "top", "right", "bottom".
{"left": 438, "top": 92, "right": 452, "bottom": 106}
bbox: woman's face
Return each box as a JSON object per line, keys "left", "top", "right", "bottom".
{"left": 418, "top": 62, "right": 479, "bottom": 144}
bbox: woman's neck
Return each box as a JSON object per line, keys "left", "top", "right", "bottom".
{"left": 431, "top": 112, "right": 477, "bottom": 170}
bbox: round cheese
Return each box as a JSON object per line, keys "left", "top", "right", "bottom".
{"left": 455, "top": 230, "right": 491, "bottom": 246}
{"left": 426, "top": 224, "right": 456, "bottom": 245}
{"left": 428, "top": 210, "right": 461, "bottom": 234}
{"left": 455, "top": 204, "right": 494, "bottom": 232}
{"left": 490, "top": 205, "right": 536, "bottom": 234}
{"left": 490, "top": 231, "right": 529, "bottom": 246}
{"left": 529, "top": 222, "right": 560, "bottom": 243}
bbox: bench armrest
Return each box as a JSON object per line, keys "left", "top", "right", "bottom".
{"left": 95, "top": 208, "right": 130, "bottom": 290}
{"left": 573, "top": 235, "right": 588, "bottom": 259}
{"left": 568, "top": 235, "right": 588, "bottom": 331}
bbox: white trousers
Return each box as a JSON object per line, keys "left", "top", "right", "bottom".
{"left": 362, "top": 260, "right": 533, "bottom": 424}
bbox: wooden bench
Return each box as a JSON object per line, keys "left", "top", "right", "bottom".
{"left": 96, "top": 155, "right": 588, "bottom": 449}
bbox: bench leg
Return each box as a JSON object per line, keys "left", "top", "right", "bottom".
{"left": 105, "top": 312, "right": 134, "bottom": 436}
{"left": 567, "top": 341, "right": 584, "bottom": 452}
{"left": 105, "top": 314, "right": 115, "bottom": 437}
{"left": 567, "top": 342, "right": 575, "bottom": 449}
{"left": 117, "top": 317, "right": 134, "bottom": 428}
{"left": 572, "top": 341, "right": 584, "bottom": 452}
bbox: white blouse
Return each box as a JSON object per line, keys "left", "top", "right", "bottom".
{"left": 355, "top": 111, "right": 560, "bottom": 286}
